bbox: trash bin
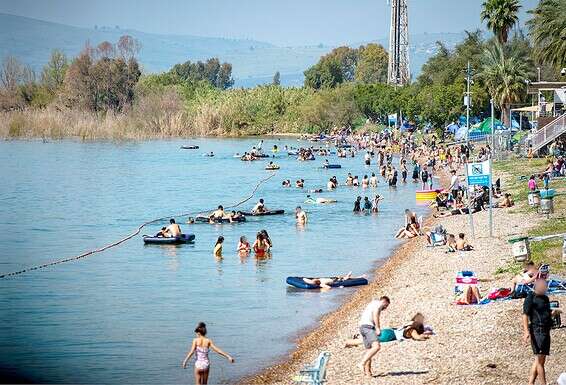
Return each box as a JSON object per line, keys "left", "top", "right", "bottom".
{"left": 540, "top": 197, "right": 554, "bottom": 214}
{"left": 508, "top": 236, "right": 530, "bottom": 262}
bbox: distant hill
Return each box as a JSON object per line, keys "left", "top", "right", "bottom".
{"left": 0, "top": 13, "right": 465, "bottom": 87}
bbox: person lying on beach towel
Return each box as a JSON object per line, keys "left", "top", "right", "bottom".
{"left": 456, "top": 284, "right": 482, "bottom": 305}
{"left": 344, "top": 313, "right": 432, "bottom": 347}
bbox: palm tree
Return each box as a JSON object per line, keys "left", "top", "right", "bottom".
{"left": 481, "top": 0, "right": 521, "bottom": 44}
{"left": 527, "top": 0, "right": 566, "bottom": 70}
{"left": 481, "top": 43, "right": 531, "bottom": 127}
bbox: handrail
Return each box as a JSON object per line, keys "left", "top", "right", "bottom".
{"left": 531, "top": 114, "right": 566, "bottom": 153}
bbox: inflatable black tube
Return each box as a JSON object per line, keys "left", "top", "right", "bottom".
{"left": 143, "top": 233, "right": 196, "bottom": 244}
{"left": 181, "top": 145, "right": 199, "bottom": 149}
{"left": 240, "top": 210, "right": 285, "bottom": 216}
{"left": 286, "top": 276, "right": 368, "bottom": 289}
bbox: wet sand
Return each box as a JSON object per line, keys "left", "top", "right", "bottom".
{"left": 244, "top": 169, "right": 566, "bottom": 385}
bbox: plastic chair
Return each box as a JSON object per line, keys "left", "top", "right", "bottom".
{"left": 293, "top": 351, "right": 331, "bottom": 385}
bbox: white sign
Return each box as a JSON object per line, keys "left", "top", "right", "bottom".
{"left": 467, "top": 160, "right": 491, "bottom": 186}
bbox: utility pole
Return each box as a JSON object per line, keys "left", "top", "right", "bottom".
{"left": 489, "top": 98, "right": 494, "bottom": 238}
{"left": 464, "top": 61, "right": 475, "bottom": 239}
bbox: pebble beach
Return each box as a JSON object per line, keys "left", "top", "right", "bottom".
{"left": 245, "top": 168, "right": 566, "bottom": 385}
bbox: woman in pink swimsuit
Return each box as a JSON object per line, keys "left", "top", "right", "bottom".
{"left": 182, "top": 322, "right": 235, "bottom": 384}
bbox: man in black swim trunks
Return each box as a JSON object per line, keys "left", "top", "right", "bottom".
{"left": 522, "top": 280, "right": 552, "bottom": 385}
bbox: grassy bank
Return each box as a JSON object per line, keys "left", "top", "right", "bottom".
{"left": 494, "top": 157, "right": 566, "bottom": 275}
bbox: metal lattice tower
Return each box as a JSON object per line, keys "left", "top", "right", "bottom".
{"left": 387, "top": 0, "right": 410, "bottom": 85}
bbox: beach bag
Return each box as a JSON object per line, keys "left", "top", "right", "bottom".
{"left": 513, "top": 284, "right": 532, "bottom": 298}
{"left": 550, "top": 301, "right": 561, "bottom": 329}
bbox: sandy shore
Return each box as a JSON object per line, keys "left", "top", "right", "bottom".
{"left": 244, "top": 170, "right": 566, "bottom": 385}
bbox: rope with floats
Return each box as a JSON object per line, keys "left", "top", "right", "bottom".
{"left": 0, "top": 173, "right": 276, "bottom": 279}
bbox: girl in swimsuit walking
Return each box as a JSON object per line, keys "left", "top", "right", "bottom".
{"left": 182, "top": 322, "right": 234, "bottom": 384}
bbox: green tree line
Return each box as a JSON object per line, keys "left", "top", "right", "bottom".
{"left": 0, "top": 0, "right": 563, "bottom": 137}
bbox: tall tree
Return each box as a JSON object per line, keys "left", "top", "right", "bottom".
{"left": 41, "top": 49, "right": 68, "bottom": 93}
{"left": 355, "top": 44, "right": 388, "bottom": 84}
{"left": 527, "top": 0, "right": 566, "bottom": 70}
{"left": 272, "top": 71, "right": 281, "bottom": 86}
{"left": 481, "top": 42, "right": 531, "bottom": 126}
{"left": 481, "top": 0, "right": 521, "bottom": 44}
{"left": 0, "top": 56, "right": 25, "bottom": 91}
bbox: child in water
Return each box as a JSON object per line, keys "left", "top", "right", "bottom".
{"left": 213, "top": 236, "right": 224, "bottom": 258}
{"left": 237, "top": 236, "right": 250, "bottom": 256}
{"left": 182, "top": 322, "right": 234, "bottom": 385}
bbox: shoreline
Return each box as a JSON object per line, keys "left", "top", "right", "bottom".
{"left": 242, "top": 165, "right": 566, "bottom": 385}
{"left": 239, "top": 207, "right": 437, "bottom": 385}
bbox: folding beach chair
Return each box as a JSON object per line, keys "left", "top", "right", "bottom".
{"left": 454, "top": 271, "right": 478, "bottom": 297}
{"left": 293, "top": 351, "right": 331, "bottom": 385}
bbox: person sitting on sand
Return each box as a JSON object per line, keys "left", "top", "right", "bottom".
{"left": 295, "top": 206, "right": 307, "bottom": 225}
{"left": 512, "top": 261, "right": 538, "bottom": 293}
{"left": 345, "top": 312, "right": 432, "bottom": 347}
{"left": 447, "top": 234, "right": 457, "bottom": 252}
{"left": 252, "top": 199, "right": 267, "bottom": 214}
{"left": 165, "top": 218, "right": 182, "bottom": 238}
{"left": 499, "top": 193, "right": 514, "bottom": 208}
{"left": 429, "top": 191, "right": 449, "bottom": 211}
{"left": 213, "top": 236, "right": 224, "bottom": 258}
{"left": 302, "top": 272, "right": 366, "bottom": 290}
{"left": 209, "top": 206, "right": 225, "bottom": 222}
{"left": 237, "top": 236, "right": 250, "bottom": 256}
{"left": 457, "top": 284, "right": 482, "bottom": 305}
{"left": 456, "top": 233, "right": 473, "bottom": 251}
{"left": 395, "top": 209, "right": 420, "bottom": 239}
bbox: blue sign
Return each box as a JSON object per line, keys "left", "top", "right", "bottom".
{"left": 467, "top": 161, "right": 491, "bottom": 187}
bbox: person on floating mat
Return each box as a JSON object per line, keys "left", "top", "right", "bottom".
{"left": 154, "top": 227, "right": 168, "bottom": 237}
{"left": 165, "top": 218, "right": 182, "bottom": 238}
{"left": 302, "top": 272, "right": 366, "bottom": 290}
{"left": 345, "top": 313, "right": 432, "bottom": 346}
{"left": 252, "top": 199, "right": 268, "bottom": 214}
{"left": 305, "top": 195, "right": 336, "bottom": 204}
{"left": 209, "top": 205, "right": 225, "bottom": 222}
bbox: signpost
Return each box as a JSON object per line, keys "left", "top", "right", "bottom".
{"left": 466, "top": 159, "right": 494, "bottom": 237}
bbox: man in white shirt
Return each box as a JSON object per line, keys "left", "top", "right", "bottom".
{"left": 449, "top": 170, "right": 460, "bottom": 200}
{"left": 358, "top": 296, "right": 390, "bottom": 376}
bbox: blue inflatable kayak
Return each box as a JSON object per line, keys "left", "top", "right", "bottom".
{"left": 286, "top": 276, "right": 368, "bottom": 289}
{"left": 143, "top": 234, "right": 195, "bottom": 244}
{"left": 322, "top": 164, "right": 341, "bottom": 169}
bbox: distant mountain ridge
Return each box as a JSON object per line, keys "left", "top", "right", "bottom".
{"left": 0, "top": 13, "right": 465, "bottom": 87}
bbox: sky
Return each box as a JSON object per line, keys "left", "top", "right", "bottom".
{"left": 0, "top": 0, "right": 539, "bottom": 46}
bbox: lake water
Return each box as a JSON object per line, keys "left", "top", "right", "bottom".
{"left": 0, "top": 138, "right": 428, "bottom": 384}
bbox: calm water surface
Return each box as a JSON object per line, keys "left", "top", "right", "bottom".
{"left": 0, "top": 138, "right": 428, "bottom": 384}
